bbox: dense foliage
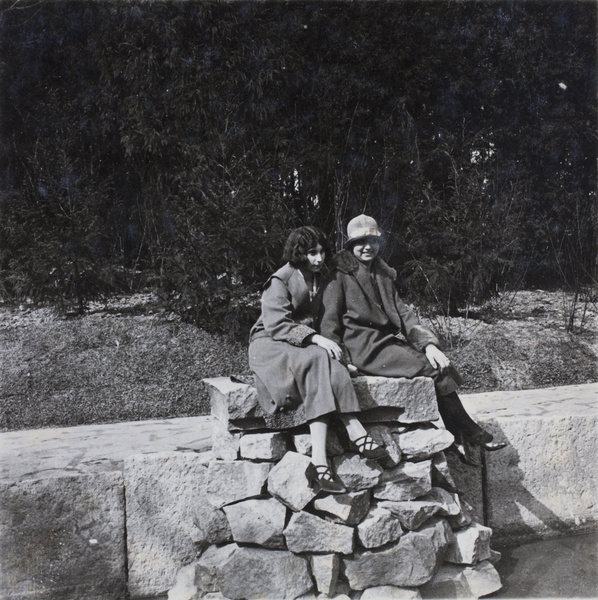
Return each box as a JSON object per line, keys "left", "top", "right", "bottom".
{"left": 1, "top": 1, "right": 596, "bottom": 334}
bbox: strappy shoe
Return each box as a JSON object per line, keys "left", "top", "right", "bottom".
{"left": 466, "top": 429, "right": 508, "bottom": 451}
{"left": 305, "top": 463, "right": 347, "bottom": 495}
{"left": 351, "top": 434, "right": 390, "bottom": 462}
{"left": 448, "top": 433, "right": 481, "bottom": 467}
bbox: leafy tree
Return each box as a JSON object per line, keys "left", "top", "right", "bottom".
{"left": 0, "top": 1, "right": 595, "bottom": 331}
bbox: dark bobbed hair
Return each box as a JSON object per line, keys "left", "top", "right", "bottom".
{"left": 283, "top": 226, "right": 331, "bottom": 268}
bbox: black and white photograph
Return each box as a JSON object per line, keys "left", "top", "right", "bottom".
{"left": 0, "top": 1, "right": 596, "bottom": 599}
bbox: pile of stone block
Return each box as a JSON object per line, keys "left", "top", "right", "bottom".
{"left": 168, "top": 376, "right": 502, "bottom": 600}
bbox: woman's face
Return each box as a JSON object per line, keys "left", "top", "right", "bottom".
{"left": 305, "top": 243, "right": 325, "bottom": 273}
{"left": 352, "top": 238, "right": 380, "bottom": 264}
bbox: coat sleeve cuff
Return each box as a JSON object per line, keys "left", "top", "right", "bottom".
{"left": 287, "top": 324, "right": 317, "bottom": 347}
{"left": 409, "top": 325, "right": 440, "bottom": 352}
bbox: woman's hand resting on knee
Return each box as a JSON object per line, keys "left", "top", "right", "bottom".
{"left": 425, "top": 344, "right": 450, "bottom": 372}
{"left": 308, "top": 334, "right": 343, "bottom": 361}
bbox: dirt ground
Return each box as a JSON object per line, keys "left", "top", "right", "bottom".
{"left": 0, "top": 290, "right": 596, "bottom": 432}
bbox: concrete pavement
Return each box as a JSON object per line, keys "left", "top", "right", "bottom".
{"left": 0, "top": 415, "right": 211, "bottom": 482}
{"left": 493, "top": 531, "right": 597, "bottom": 598}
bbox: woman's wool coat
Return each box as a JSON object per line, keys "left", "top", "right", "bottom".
{"left": 320, "top": 250, "right": 461, "bottom": 396}
{"left": 249, "top": 262, "right": 360, "bottom": 421}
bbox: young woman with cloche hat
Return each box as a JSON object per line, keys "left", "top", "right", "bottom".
{"left": 320, "top": 215, "right": 506, "bottom": 466}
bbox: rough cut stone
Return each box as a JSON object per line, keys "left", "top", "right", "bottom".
{"left": 204, "top": 377, "right": 260, "bottom": 422}
{"left": 357, "top": 505, "right": 404, "bottom": 549}
{"left": 353, "top": 376, "right": 439, "bottom": 422}
{"left": 223, "top": 498, "right": 287, "bottom": 549}
{"left": 366, "top": 424, "right": 402, "bottom": 466}
{"left": 373, "top": 460, "right": 432, "bottom": 501}
{"left": 216, "top": 545, "right": 312, "bottom": 600}
{"left": 418, "top": 565, "right": 473, "bottom": 599}
{"left": 445, "top": 522, "right": 493, "bottom": 565}
{"left": 461, "top": 561, "right": 502, "bottom": 597}
{"left": 190, "top": 501, "right": 232, "bottom": 549}
{"left": 167, "top": 563, "right": 198, "bottom": 600}
{"left": 267, "top": 452, "right": 318, "bottom": 511}
{"left": 0, "top": 472, "right": 125, "bottom": 600}
{"left": 398, "top": 427, "right": 454, "bottom": 460}
{"left": 284, "top": 511, "right": 355, "bottom": 555}
{"left": 378, "top": 501, "right": 441, "bottom": 531}
{"left": 194, "top": 544, "right": 236, "bottom": 593}
{"left": 239, "top": 432, "right": 290, "bottom": 461}
{"left": 361, "top": 586, "right": 422, "bottom": 600}
{"left": 310, "top": 554, "right": 340, "bottom": 597}
{"left": 420, "top": 560, "right": 501, "bottom": 599}
{"left": 418, "top": 487, "right": 462, "bottom": 516}
{"left": 212, "top": 417, "right": 241, "bottom": 461}
{"left": 125, "top": 452, "right": 222, "bottom": 598}
{"left": 293, "top": 430, "right": 345, "bottom": 457}
{"left": 447, "top": 498, "right": 475, "bottom": 531}
{"left": 314, "top": 489, "right": 371, "bottom": 525}
{"left": 206, "top": 460, "right": 270, "bottom": 508}
{"left": 343, "top": 519, "right": 453, "bottom": 590}
{"left": 333, "top": 453, "right": 383, "bottom": 491}
{"left": 431, "top": 452, "right": 459, "bottom": 494}
{"left": 204, "top": 375, "right": 439, "bottom": 430}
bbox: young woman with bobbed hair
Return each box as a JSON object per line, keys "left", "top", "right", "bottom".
{"left": 248, "top": 226, "right": 388, "bottom": 493}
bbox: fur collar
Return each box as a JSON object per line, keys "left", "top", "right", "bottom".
{"left": 332, "top": 250, "right": 397, "bottom": 280}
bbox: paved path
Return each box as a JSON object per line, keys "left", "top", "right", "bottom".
{"left": 494, "top": 531, "right": 597, "bottom": 598}
{"left": 0, "top": 415, "right": 211, "bottom": 482}
{"left": 1, "top": 382, "right": 596, "bottom": 483}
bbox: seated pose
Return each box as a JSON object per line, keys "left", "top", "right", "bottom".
{"left": 248, "top": 226, "right": 388, "bottom": 494}
{"left": 320, "top": 215, "right": 506, "bottom": 466}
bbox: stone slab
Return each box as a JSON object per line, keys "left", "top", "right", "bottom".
{"left": 284, "top": 511, "right": 355, "bottom": 554}
{"left": 482, "top": 413, "right": 598, "bottom": 544}
{"left": 310, "top": 554, "right": 340, "bottom": 597}
{"left": 206, "top": 460, "right": 271, "bottom": 508}
{"left": 217, "top": 545, "right": 312, "bottom": 600}
{"left": 352, "top": 376, "right": 439, "bottom": 423}
{"left": 445, "top": 522, "right": 493, "bottom": 565}
{"left": 223, "top": 498, "right": 287, "bottom": 548}
{"left": 373, "top": 460, "right": 432, "bottom": 501}
{"left": 357, "top": 505, "right": 404, "bottom": 549}
{"left": 267, "top": 451, "right": 318, "bottom": 511}
{"left": 203, "top": 375, "right": 439, "bottom": 431}
{"left": 204, "top": 377, "right": 260, "bottom": 422}
{"left": 0, "top": 415, "right": 212, "bottom": 482}
{"left": 0, "top": 472, "right": 126, "bottom": 600}
{"left": 239, "top": 432, "right": 290, "bottom": 461}
{"left": 124, "top": 451, "right": 224, "bottom": 599}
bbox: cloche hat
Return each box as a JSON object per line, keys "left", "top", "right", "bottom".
{"left": 345, "top": 214, "right": 382, "bottom": 247}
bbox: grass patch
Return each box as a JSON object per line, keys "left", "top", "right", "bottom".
{"left": 0, "top": 306, "right": 250, "bottom": 431}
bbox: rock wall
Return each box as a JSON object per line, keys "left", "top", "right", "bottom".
{"left": 154, "top": 377, "right": 501, "bottom": 600}
{"left": 3, "top": 381, "right": 595, "bottom": 600}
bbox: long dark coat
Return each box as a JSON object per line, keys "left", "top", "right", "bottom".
{"left": 320, "top": 251, "right": 461, "bottom": 396}
{"left": 249, "top": 263, "right": 360, "bottom": 421}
